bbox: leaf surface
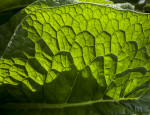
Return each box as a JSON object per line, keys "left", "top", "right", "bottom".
{"left": 0, "top": 2, "right": 150, "bottom": 115}
{"left": 78, "top": 0, "right": 114, "bottom": 4}
{"left": 0, "top": 0, "right": 77, "bottom": 57}
{"left": 0, "top": 0, "right": 37, "bottom": 13}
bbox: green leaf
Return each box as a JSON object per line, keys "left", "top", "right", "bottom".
{"left": 0, "top": 0, "right": 37, "bottom": 25}
{"left": 121, "top": 89, "right": 150, "bottom": 114}
{"left": 78, "top": 0, "right": 114, "bottom": 4}
{"left": 0, "top": 2, "right": 150, "bottom": 115}
{"left": 0, "top": 0, "right": 36, "bottom": 13}
{"left": 0, "top": 0, "right": 77, "bottom": 57}
{"left": 111, "top": 0, "right": 140, "bottom": 3}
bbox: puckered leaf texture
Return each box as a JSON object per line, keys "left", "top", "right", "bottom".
{"left": 0, "top": 0, "right": 77, "bottom": 57}
{"left": 0, "top": 2, "right": 150, "bottom": 115}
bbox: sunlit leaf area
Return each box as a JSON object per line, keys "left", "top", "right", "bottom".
{"left": 0, "top": 0, "right": 150, "bottom": 114}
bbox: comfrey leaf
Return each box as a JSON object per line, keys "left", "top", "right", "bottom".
{"left": 0, "top": 1, "right": 150, "bottom": 115}
{"left": 0, "top": 0, "right": 36, "bottom": 13}
{"left": 0, "top": 0, "right": 77, "bottom": 57}
{"left": 77, "top": 0, "right": 114, "bottom": 4}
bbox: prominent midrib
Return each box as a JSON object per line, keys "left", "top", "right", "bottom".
{"left": 2, "top": 98, "right": 138, "bottom": 109}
